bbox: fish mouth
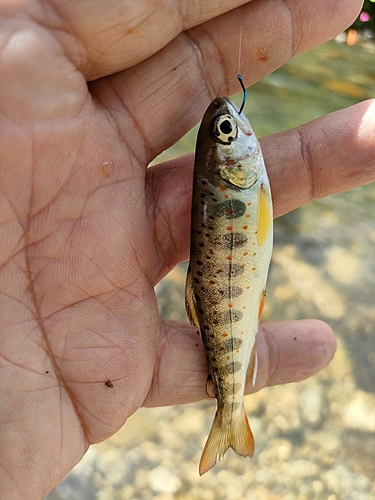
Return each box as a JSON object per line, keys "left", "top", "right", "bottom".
{"left": 209, "top": 97, "right": 235, "bottom": 119}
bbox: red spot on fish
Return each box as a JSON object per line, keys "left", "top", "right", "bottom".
{"left": 226, "top": 226, "right": 233, "bottom": 231}
{"left": 242, "top": 306, "right": 246, "bottom": 309}
{"left": 243, "top": 225, "right": 248, "bottom": 230}
{"left": 209, "top": 280, "right": 216, "bottom": 285}
{"left": 224, "top": 195, "right": 229, "bottom": 199}
{"left": 247, "top": 202, "right": 252, "bottom": 206}
{"left": 226, "top": 256, "right": 232, "bottom": 261}
{"left": 220, "top": 186, "right": 226, "bottom": 191}
{"left": 243, "top": 251, "right": 248, "bottom": 256}
{"left": 226, "top": 355, "right": 230, "bottom": 360}
{"left": 227, "top": 209, "right": 233, "bottom": 215}
{"left": 252, "top": 267, "right": 256, "bottom": 271}
{"left": 253, "top": 252, "right": 257, "bottom": 256}
{"left": 246, "top": 214, "right": 250, "bottom": 218}
{"left": 246, "top": 286, "right": 250, "bottom": 290}
{"left": 222, "top": 332, "right": 228, "bottom": 338}
{"left": 228, "top": 303, "right": 233, "bottom": 308}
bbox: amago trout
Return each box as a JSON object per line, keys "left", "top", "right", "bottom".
{"left": 185, "top": 81, "right": 273, "bottom": 475}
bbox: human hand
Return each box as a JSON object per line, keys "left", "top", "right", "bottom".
{"left": 1, "top": 0, "right": 374, "bottom": 498}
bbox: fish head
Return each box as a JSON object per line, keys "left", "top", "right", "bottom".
{"left": 195, "top": 97, "right": 262, "bottom": 189}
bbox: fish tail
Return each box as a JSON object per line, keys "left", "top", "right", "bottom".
{"left": 199, "top": 405, "right": 254, "bottom": 475}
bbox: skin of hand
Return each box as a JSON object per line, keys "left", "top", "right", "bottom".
{"left": 0, "top": 0, "right": 374, "bottom": 498}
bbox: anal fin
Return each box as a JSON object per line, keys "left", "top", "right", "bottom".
{"left": 205, "top": 373, "right": 215, "bottom": 398}
{"left": 246, "top": 345, "right": 258, "bottom": 387}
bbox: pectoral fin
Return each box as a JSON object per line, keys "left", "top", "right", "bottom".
{"left": 257, "top": 183, "right": 272, "bottom": 246}
{"left": 185, "top": 267, "right": 200, "bottom": 327}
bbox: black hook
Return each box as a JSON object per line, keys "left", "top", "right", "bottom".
{"left": 237, "top": 74, "right": 247, "bottom": 114}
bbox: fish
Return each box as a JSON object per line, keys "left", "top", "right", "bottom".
{"left": 185, "top": 84, "right": 273, "bottom": 475}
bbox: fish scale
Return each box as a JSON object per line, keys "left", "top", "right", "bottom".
{"left": 185, "top": 95, "right": 273, "bottom": 475}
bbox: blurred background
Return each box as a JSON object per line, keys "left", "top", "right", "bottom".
{"left": 45, "top": 9, "right": 375, "bottom": 500}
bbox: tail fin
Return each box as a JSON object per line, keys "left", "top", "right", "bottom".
{"left": 199, "top": 406, "right": 254, "bottom": 475}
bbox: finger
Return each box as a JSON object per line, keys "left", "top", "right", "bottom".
{"left": 48, "top": 0, "right": 252, "bottom": 79}
{"left": 254, "top": 320, "right": 336, "bottom": 390}
{"left": 147, "top": 100, "right": 375, "bottom": 282}
{"left": 261, "top": 99, "right": 375, "bottom": 217}
{"left": 99, "top": 0, "right": 362, "bottom": 159}
{"left": 144, "top": 319, "right": 335, "bottom": 407}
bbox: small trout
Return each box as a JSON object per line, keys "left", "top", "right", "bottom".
{"left": 185, "top": 92, "right": 273, "bottom": 475}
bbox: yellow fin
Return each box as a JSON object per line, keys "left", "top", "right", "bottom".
{"left": 258, "top": 289, "right": 266, "bottom": 322}
{"left": 246, "top": 345, "right": 258, "bottom": 387}
{"left": 185, "top": 267, "right": 200, "bottom": 327}
{"left": 199, "top": 405, "right": 254, "bottom": 475}
{"left": 257, "top": 183, "right": 272, "bottom": 246}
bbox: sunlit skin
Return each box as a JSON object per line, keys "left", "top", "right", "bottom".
{"left": 0, "top": 0, "right": 375, "bottom": 499}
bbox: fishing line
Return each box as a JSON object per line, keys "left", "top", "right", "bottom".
{"left": 237, "top": 19, "right": 243, "bottom": 76}
{"left": 237, "top": 20, "right": 246, "bottom": 114}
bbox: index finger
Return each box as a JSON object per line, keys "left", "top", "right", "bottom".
{"left": 47, "top": 0, "right": 252, "bottom": 79}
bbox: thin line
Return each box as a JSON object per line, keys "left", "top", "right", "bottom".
{"left": 237, "top": 20, "right": 243, "bottom": 76}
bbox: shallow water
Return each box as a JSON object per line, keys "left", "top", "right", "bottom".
{"left": 46, "top": 39, "right": 375, "bottom": 500}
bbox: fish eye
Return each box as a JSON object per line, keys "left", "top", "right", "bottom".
{"left": 213, "top": 114, "right": 238, "bottom": 144}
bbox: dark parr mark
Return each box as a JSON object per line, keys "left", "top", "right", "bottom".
{"left": 217, "top": 285, "right": 243, "bottom": 299}
{"left": 208, "top": 263, "right": 244, "bottom": 279}
{"left": 213, "top": 309, "right": 243, "bottom": 325}
{"left": 229, "top": 401, "right": 241, "bottom": 412}
{"left": 229, "top": 383, "right": 242, "bottom": 395}
{"left": 213, "top": 232, "right": 248, "bottom": 249}
{"left": 213, "top": 199, "right": 246, "bottom": 219}
{"left": 223, "top": 263, "right": 245, "bottom": 278}
{"left": 220, "top": 337, "right": 243, "bottom": 354}
{"left": 221, "top": 361, "right": 242, "bottom": 375}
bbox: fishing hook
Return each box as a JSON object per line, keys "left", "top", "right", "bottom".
{"left": 237, "top": 74, "right": 247, "bottom": 114}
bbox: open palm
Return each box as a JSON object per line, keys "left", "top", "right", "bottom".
{"left": 1, "top": 1, "right": 374, "bottom": 499}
